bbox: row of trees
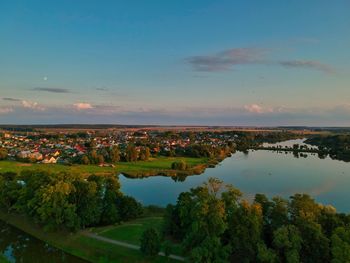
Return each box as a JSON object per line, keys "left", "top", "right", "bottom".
{"left": 163, "top": 178, "right": 350, "bottom": 263}
{"left": 306, "top": 135, "right": 350, "bottom": 162}
{"left": 171, "top": 144, "right": 233, "bottom": 159}
{"left": 80, "top": 145, "right": 151, "bottom": 165}
{"left": 0, "top": 170, "right": 143, "bottom": 231}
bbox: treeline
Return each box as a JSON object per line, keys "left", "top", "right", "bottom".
{"left": 306, "top": 135, "right": 350, "bottom": 162}
{"left": 163, "top": 178, "right": 350, "bottom": 263}
{"left": 235, "top": 132, "right": 301, "bottom": 152}
{"left": 79, "top": 145, "right": 151, "bottom": 164}
{"left": 0, "top": 170, "right": 142, "bottom": 231}
{"left": 163, "top": 144, "right": 234, "bottom": 159}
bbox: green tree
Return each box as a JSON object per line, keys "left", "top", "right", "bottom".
{"left": 139, "top": 147, "right": 151, "bottom": 161}
{"left": 0, "top": 148, "right": 8, "bottom": 160}
{"left": 109, "top": 145, "right": 120, "bottom": 163}
{"left": 331, "top": 226, "right": 350, "bottom": 263}
{"left": 117, "top": 195, "right": 143, "bottom": 220}
{"left": 171, "top": 160, "right": 187, "bottom": 170}
{"left": 125, "top": 144, "right": 138, "bottom": 162}
{"left": 140, "top": 228, "right": 161, "bottom": 257}
{"left": 273, "top": 225, "right": 302, "bottom": 263}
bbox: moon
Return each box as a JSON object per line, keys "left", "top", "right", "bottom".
{"left": 43, "top": 76, "right": 48, "bottom": 81}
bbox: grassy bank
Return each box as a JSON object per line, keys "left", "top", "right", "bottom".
{"left": 0, "top": 255, "right": 9, "bottom": 263}
{"left": 0, "top": 211, "right": 178, "bottom": 263}
{"left": 0, "top": 157, "right": 208, "bottom": 177}
{"left": 91, "top": 217, "right": 182, "bottom": 255}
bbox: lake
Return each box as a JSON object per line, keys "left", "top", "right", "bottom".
{"left": 0, "top": 221, "right": 86, "bottom": 263}
{"left": 120, "top": 139, "right": 350, "bottom": 213}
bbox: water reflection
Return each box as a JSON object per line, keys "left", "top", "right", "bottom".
{"left": 120, "top": 143, "right": 350, "bottom": 213}
{"left": 0, "top": 221, "right": 86, "bottom": 263}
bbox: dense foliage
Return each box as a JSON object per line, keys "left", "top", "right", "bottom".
{"left": 0, "top": 170, "right": 143, "bottom": 231}
{"left": 140, "top": 228, "right": 161, "bottom": 257}
{"left": 306, "top": 135, "right": 350, "bottom": 161}
{"left": 163, "top": 178, "right": 350, "bottom": 263}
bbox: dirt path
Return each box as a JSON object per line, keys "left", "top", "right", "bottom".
{"left": 83, "top": 232, "right": 185, "bottom": 261}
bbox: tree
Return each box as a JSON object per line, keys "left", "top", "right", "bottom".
{"left": 101, "top": 175, "right": 122, "bottom": 225}
{"left": 331, "top": 227, "right": 350, "bottom": 263}
{"left": 298, "top": 221, "right": 330, "bottom": 263}
{"left": 109, "top": 145, "right": 120, "bottom": 163}
{"left": 117, "top": 195, "right": 143, "bottom": 220}
{"left": 257, "top": 243, "right": 278, "bottom": 263}
{"left": 139, "top": 147, "right": 151, "bottom": 161}
{"left": 0, "top": 148, "right": 8, "bottom": 160}
{"left": 140, "top": 228, "right": 161, "bottom": 257}
{"left": 125, "top": 144, "right": 138, "bottom": 162}
{"left": 273, "top": 225, "right": 302, "bottom": 263}
{"left": 171, "top": 160, "right": 187, "bottom": 170}
{"left": 97, "top": 154, "right": 104, "bottom": 164}
{"left": 81, "top": 155, "right": 90, "bottom": 165}
{"left": 289, "top": 194, "right": 321, "bottom": 223}
{"left": 90, "top": 150, "right": 99, "bottom": 164}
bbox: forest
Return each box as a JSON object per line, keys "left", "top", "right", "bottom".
{"left": 163, "top": 178, "right": 350, "bottom": 263}
{"left": 0, "top": 170, "right": 143, "bottom": 231}
{"left": 306, "top": 135, "right": 350, "bottom": 162}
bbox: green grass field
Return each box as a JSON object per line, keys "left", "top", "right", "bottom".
{"left": 0, "top": 255, "right": 9, "bottom": 263}
{"left": 93, "top": 217, "right": 164, "bottom": 245}
{"left": 0, "top": 156, "right": 208, "bottom": 177}
{"left": 92, "top": 217, "right": 183, "bottom": 256}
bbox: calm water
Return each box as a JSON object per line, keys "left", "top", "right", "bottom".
{"left": 0, "top": 221, "right": 86, "bottom": 263}
{"left": 120, "top": 140, "right": 350, "bottom": 213}
{"left": 262, "top": 138, "right": 318, "bottom": 149}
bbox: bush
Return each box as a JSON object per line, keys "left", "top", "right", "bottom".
{"left": 171, "top": 160, "right": 187, "bottom": 170}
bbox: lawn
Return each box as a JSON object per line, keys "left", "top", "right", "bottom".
{"left": 92, "top": 217, "right": 183, "bottom": 256}
{"left": 93, "top": 217, "right": 164, "bottom": 245}
{"left": 0, "top": 156, "right": 208, "bottom": 177}
{"left": 0, "top": 255, "right": 9, "bottom": 263}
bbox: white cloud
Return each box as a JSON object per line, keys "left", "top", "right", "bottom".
{"left": 0, "top": 107, "right": 13, "bottom": 114}
{"left": 73, "top": 103, "right": 93, "bottom": 110}
{"left": 244, "top": 104, "right": 275, "bottom": 114}
{"left": 21, "top": 100, "right": 45, "bottom": 111}
{"left": 245, "top": 104, "right": 263, "bottom": 114}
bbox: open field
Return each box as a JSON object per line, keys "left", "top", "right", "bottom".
{"left": 0, "top": 211, "right": 178, "bottom": 263}
{"left": 93, "top": 217, "right": 164, "bottom": 245}
{"left": 0, "top": 157, "right": 208, "bottom": 177}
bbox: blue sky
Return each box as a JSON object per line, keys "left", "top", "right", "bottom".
{"left": 0, "top": 0, "right": 349, "bottom": 125}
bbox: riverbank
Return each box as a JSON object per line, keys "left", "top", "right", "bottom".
{"left": 0, "top": 156, "right": 210, "bottom": 178}
{"left": 0, "top": 211, "right": 178, "bottom": 263}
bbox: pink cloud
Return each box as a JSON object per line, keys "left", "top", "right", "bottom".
{"left": 73, "top": 102, "right": 94, "bottom": 110}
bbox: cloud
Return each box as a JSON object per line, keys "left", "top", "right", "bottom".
{"left": 73, "top": 102, "right": 93, "bottom": 110}
{"left": 186, "top": 47, "right": 334, "bottom": 74}
{"left": 2, "top": 97, "right": 21, "bottom": 102}
{"left": 244, "top": 104, "right": 274, "bottom": 114}
{"left": 31, "top": 87, "right": 70, "bottom": 93}
{"left": 278, "top": 60, "right": 334, "bottom": 74}
{"left": 186, "top": 48, "right": 266, "bottom": 72}
{"left": 96, "top": 87, "right": 108, "bottom": 91}
{"left": 244, "top": 104, "right": 264, "bottom": 114}
{"left": 0, "top": 107, "right": 13, "bottom": 114}
{"left": 21, "top": 100, "right": 45, "bottom": 111}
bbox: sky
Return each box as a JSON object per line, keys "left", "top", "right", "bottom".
{"left": 0, "top": 0, "right": 349, "bottom": 126}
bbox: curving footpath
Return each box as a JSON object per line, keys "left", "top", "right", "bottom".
{"left": 83, "top": 232, "right": 185, "bottom": 262}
